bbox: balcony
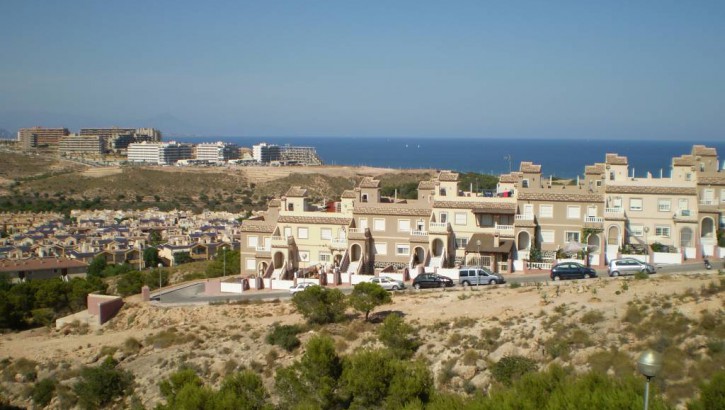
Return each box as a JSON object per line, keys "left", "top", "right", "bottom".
{"left": 700, "top": 199, "right": 715, "bottom": 206}
{"left": 410, "top": 229, "right": 428, "bottom": 237}
{"left": 429, "top": 222, "right": 448, "bottom": 233}
{"left": 270, "top": 236, "right": 288, "bottom": 248}
{"left": 514, "top": 214, "right": 534, "bottom": 221}
{"left": 255, "top": 245, "right": 271, "bottom": 252}
{"left": 494, "top": 223, "right": 515, "bottom": 237}
{"left": 347, "top": 228, "right": 367, "bottom": 239}
{"left": 330, "top": 238, "right": 347, "bottom": 250}
{"left": 604, "top": 208, "right": 624, "bottom": 219}
{"left": 584, "top": 216, "right": 604, "bottom": 223}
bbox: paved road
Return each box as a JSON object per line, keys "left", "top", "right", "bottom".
{"left": 154, "top": 260, "right": 719, "bottom": 306}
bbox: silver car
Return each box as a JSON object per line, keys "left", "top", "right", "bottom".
{"left": 370, "top": 276, "right": 405, "bottom": 291}
{"left": 459, "top": 267, "right": 505, "bottom": 286}
{"left": 608, "top": 258, "right": 656, "bottom": 277}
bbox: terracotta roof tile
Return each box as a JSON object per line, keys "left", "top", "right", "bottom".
{"left": 438, "top": 171, "right": 459, "bottom": 182}
{"left": 341, "top": 190, "right": 357, "bottom": 199}
{"left": 353, "top": 206, "right": 431, "bottom": 216}
{"left": 240, "top": 222, "right": 276, "bottom": 233}
{"left": 698, "top": 175, "right": 725, "bottom": 185}
{"left": 285, "top": 186, "right": 308, "bottom": 197}
{"left": 604, "top": 186, "right": 697, "bottom": 195}
{"left": 433, "top": 201, "right": 517, "bottom": 213}
{"left": 418, "top": 180, "right": 436, "bottom": 189}
{"left": 498, "top": 173, "right": 519, "bottom": 183}
{"left": 520, "top": 162, "right": 541, "bottom": 173}
{"left": 692, "top": 145, "right": 717, "bottom": 157}
{"left": 359, "top": 177, "right": 380, "bottom": 188}
{"left": 268, "top": 199, "right": 281, "bottom": 208}
{"left": 585, "top": 163, "right": 605, "bottom": 175}
{"left": 0, "top": 258, "right": 87, "bottom": 272}
{"left": 672, "top": 155, "right": 695, "bottom": 166}
{"left": 518, "top": 192, "right": 604, "bottom": 202}
{"left": 606, "top": 153, "right": 628, "bottom": 165}
{"left": 277, "top": 215, "right": 353, "bottom": 225}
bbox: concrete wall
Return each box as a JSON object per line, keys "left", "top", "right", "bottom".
{"left": 653, "top": 252, "right": 681, "bottom": 265}
{"left": 221, "top": 282, "right": 243, "bottom": 294}
{"left": 87, "top": 294, "right": 124, "bottom": 325}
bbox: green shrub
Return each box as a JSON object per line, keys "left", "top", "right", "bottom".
{"left": 31, "top": 377, "right": 56, "bottom": 407}
{"left": 291, "top": 286, "right": 347, "bottom": 324}
{"left": 634, "top": 270, "right": 649, "bottom": 280}
{"left": 265, "top": 324, "right": 302, "bottom": 352}
{"left": 688, "top": 370, "right": 725, "bottom": 410}
{"left": 378, "top": 314, "right": 420, "bottom": 359}
{"left": 580, "top": 309, "right": 605, "bottom": 325}
{"left": 74, "top": 357, "right": 134, "bottom": 409}
{"left": 509, "top": 281, "right": 522, "bottom": 289}
{"left": 491, "top": 355, "right": 538, "bottom": 387}
{"left": 349, "top": 282, "right": 392, "bottom": 321}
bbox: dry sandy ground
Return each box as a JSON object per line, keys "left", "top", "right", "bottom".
{"left": 0, "top": 271, "right": 722, "bottom": 408}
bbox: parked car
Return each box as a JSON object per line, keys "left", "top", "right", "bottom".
{"left": 369, "top": 276, "right": 406, "bottom": 291}
{"left": 459, "top": 267, "right": 505, "bottom": 286}
{"left": 607, "top": 258, "right": 656, "bottom": 277}
{"left": 289, "top": 282, "right": 318, "bottom": 294}
{"left": 550, "top": 262, "right": 597, "bottom": 281}
{"left": 412, "top": 273, "right": 454, "bottom": 289}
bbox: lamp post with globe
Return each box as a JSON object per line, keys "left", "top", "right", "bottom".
{"left": 637, "top": 350, "right": 662, "bottom": 410}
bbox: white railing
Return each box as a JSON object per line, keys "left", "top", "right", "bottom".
{"left": 674, "top": 209, "right": 692, "bottom": 218}
{"left": 410, "top": 230, "right": 428, "bottom": 237}
{"left": 700, "top": 199, "right": 714, "bottom": 205}
{"left": 330, "top": 238, "right": 347, "bottom": 248}
{"left": 527, "top": 261, "right": 553, "bottom": 270}
{"left": 255, "top": 245, "right": 271, "bottom": 252}
{"left": 348, "top": 228, "right": 365, "bottom": 235}
{"left": 584, "top": 216, "right": 604, "bottom": 223}
{"left": 515, "top": 214, "right": 534, "bottom": 221}
{"left": 495, "top": 223, "right": 515, "bottom": 236}
{"left": 429, "top": 222, "right": 448, "bottom": 231}
{"left": 604, "top": 207, "right": 623, "bottom": 215}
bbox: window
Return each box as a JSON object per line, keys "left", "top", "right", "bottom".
{"left": 297, "top": 227, "right": 308, "bottom": 239}
{"left": 398, "top": 219, "right": 411, "bottom": 232}
{"left": 630, "top": 225, "right": 644, "bottom": 237}
{"left": 245, "top": 258, "right": 256, "bottom": 270}
{"left": 540, "top": 230, "right": 554, "bottom": 244}
{"left": 612, "top": 197, "right": 622, "bottom": 209}
{"left": 657, "top": 199, "right": 671, "bottom": 212}
{"left": 678, "top": 199, "right": 689, "bottom": 210}
{"left": 596, "top": 180, "right": 603, "bottom": 187}
{"left": 685, "top": 173, "right": 692, "bottom": 181}
{"left": 373, "top": 218, "right": 385, "bottom": 231}
{"left": 247, "top": 236, "right": 258, "bottom": 248}
{"left": 374, "top": 243, "right": 387, "bottom": 255}
{"left": 455, "top": 237, "right": 469, "bottom": 249}
{"left": 479, "top": 214, "right": 494, "bottom": 227}
{"left": 567, "top": 206, "right": 581, "bottom": 219}
{"left": 609, "top": 171, "right": 615, "bottom": 181}
{"left": 284, "top": 227, "right": 292, "bottom": 238}
{"left": 396, "top": 244, "right": 410, "bottom": 256}
{"left": 359, "top": 218, "right": 368, "bottom": 230}
{"left": 522, "top": 179, "right": 529, "bottom": 188}
{"left": 319, "top": 253, "right": 331, "bottom": 262}
{"left": 565, "top": 231, "right": 580, "bottom": 243}
{"left": 361, "top": 194, "right": 368, "bottom": 202}
{"left": 721, "top": 189, "right": 725, "bottom": 203}
{"left": 320, "top": 228, "right": 332, "bottom": 240}
{"left": 629, "top": 198, "right": 643, "bottom": 211}
{"left": 454, "top": 212, "right": 467, "bottom": 225}
{"left": 440, "top": 213, "right": 448, "bottom": 223}
{"left": 655, "top": 226, "right": 671, "bottom": 237}
{"left": 539, "top": 204, "right": 553, "bottom": 218}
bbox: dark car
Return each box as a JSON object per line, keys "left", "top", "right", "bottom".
{"left": 412, "top": 273, "right": 454, "bottom": 289}
{"left": 550, "top": 262, "right": 597, "bottom": 281}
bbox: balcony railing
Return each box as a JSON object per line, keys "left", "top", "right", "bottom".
{"left": 515, "top": 214, "right": 534, "bottom": 221}
{"left": 348, "top": 228, "right": 365, "bottom": 235}
{"left": 584, "top": 216, "right": 604, "bottom": 223}
{"left": 330, "top": 238, "right": 347, "bottom": 248}
{"left": 410, "top": 229, "right": 428, "bottom": 237}
{"left": 700, "top": 199, "right": 715, "bottom": 206}
{"left": 255, "top": 245, "right": 271, "bottom": 252}
{"left": 604, "top": 208, "right": 624, "bottom": 218}
{"left": 494, "top": 223, "right": 515, "bottom": 236}
{"left": 429, "top": 222, "right": 448, "bottom": 232}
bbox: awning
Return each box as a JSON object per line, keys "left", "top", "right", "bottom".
{"left": 465, "top": 233, "right": 514, "bottom": 254}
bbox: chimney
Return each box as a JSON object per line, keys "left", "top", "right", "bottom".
{"left": 493, "top": 233, "right": 500, "bottom": 248}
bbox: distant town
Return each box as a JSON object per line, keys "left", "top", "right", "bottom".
{"left": 1, "top": 126, "right": 323, "bottom": 166}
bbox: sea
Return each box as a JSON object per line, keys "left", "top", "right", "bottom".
{"left": 169, "top": 136, "right": 725, "bottom": 179}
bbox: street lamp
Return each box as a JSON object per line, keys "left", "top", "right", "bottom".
{"left": 643, "top": 227, "right": 650, "bottom": 254}
{"left": 637, "top": 350, "right": 662, "bottom": 410}
{"left": 476, "top": 240, "right": 481, "bottom": 267}
{"left": 157, "top": 263, "right": 164, "bottom": 295}
{"left": 223, "top": 247, "right": 227, "bottom": 277}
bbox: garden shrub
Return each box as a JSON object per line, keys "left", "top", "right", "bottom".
{"left": 491, "top": 355, "right": 538, "bottom": 387}
{"left": 265, "top": 324, "right": 302, "bottom": 352}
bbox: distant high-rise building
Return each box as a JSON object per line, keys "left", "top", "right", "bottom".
{"left": 195, "top": 142, "right": 241, "bottom": 162}
{"left": 127, "top": 141, "right": 192, "bottom": 165}
{"left": 18, "top": 127, "right": 70, "bottom": 149}
{"left": 80, "top": 127, "right": 162, "bottom": 153}
{"left": 58, "top": 134, "right": 104, "bottom": 155}
{"left": 252, "top": 143, "right": 281, "bottom": 163}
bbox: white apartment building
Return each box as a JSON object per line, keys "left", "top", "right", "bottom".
{"left": 196, "top": 142, "right": 240, "bottom": 162}
{"left": 252, "top": 143, "right": 281, "bottom": 163}
{"left": 127, "top": 141, "right": 192, "bottom": 165}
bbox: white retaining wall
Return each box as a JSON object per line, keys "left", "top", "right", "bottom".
{"left": 720, "top": 248, "right": 725, "bottom": 258}
{"left": 621, "top": 254, "right": 647, "bottom": 263}
{"left": 437, "top": 268, "right": 459, "bottom": 280}
{"left": 220, "top": 282, "right": 243, "bottom": 294}
{"left": 702, "top": 245, "right": 715, "bottom": 257}
{"left": 684, "top": 247, "right": 696, "bottom": 259}
{"left": 269, "top": 279, "right": 295, "bottom": 290}
{"left": 652, "top": 252, "right": 680, "bottom": 265}
{"left": 351, "top": 275, "right": 373, "bottom": 285}
{"left": 383, "top": 273, "right": 406, "bottom": 282}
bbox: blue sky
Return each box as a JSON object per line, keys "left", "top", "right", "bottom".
{"left": 1, "top": 1, "right": 723, "bottom": 139}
